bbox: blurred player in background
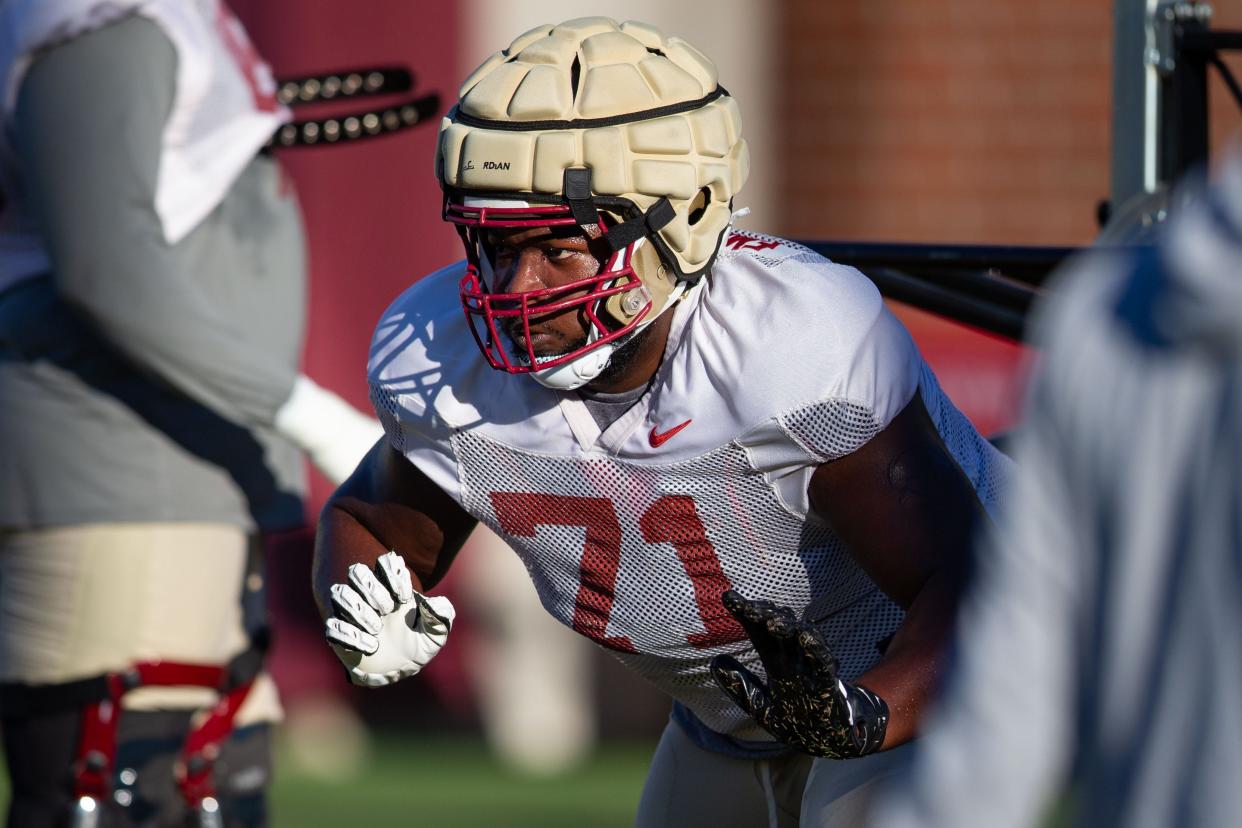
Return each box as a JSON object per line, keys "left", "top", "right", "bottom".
{"left": 457, "top": 527, "right": 597, "bottom": 775}
{"left": 0, "top": 1, "right": 378, "bottom": 825}
{"left": 314, "top": 17, "right": 1013, "bottom": 827}
{"left": 868, "top": 148, "right": 1242, "bottom": 827}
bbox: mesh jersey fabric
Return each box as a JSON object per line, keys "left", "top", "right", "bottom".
{"left": 368, "top": 229, "right": 1012, "bottom": 742}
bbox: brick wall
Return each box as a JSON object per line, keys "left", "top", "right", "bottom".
{"left": 772, "top": 1, "right": 1241, "bottom": 437}
{"left": 776, "top": 0, "right": 1113, "bottom": 245}
{"left": 1210, "top": 3, "right": 1242, "bottom": 158}
{"left": 776, "top": 0, "right": 1242, "bottom": 245}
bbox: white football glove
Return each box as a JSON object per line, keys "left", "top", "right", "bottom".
{"left": 324, "top": 552, "right": 455, "bottom": 688}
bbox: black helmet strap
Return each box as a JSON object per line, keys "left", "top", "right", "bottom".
{"left": 561, "top": 167, "right": 675, "bottom": 253}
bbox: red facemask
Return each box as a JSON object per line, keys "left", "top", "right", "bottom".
{"left": 445, "top": 197, "right": 653, "bottom": 375}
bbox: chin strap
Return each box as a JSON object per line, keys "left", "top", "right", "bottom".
{"left": 529, "top": 276, "right": 696, "bottom": 391}
{"left": 528, "top": 341, "right": 617, "bottom": 391}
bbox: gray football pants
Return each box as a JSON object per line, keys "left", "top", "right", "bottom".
{"left": 635, "top": 719, "right": 913, "bottom": 827}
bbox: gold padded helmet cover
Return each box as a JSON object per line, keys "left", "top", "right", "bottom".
{"left": 436, "top": 17, "right": 750, "bottom": 289}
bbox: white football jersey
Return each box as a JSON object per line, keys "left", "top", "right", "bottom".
{"left": 369, "top": 230, "right": 1011, "bottom": 741}
{"left": 0, "top": 0, "right": 287, "bottom": 291}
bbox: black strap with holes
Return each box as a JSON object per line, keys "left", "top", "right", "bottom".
{"left": 266, "top": 94, "right": 440, "bottom": 149}
{"left": 277, "top": 67, "right": 413, "bottom": 106}
{"left": 265, "top": 65, "right": 440, "bottom": 150}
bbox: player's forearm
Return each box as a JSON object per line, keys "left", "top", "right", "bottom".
{"left": 313, "top": 484, "right": 468, "bottom": 615}
{"left": 313, "top": 501, "right": 399, "bottom": 619}
{"left": 313, "top": 444, "right": 478, "bottom": 617}
{"left": 854, "top": 569, "right": 960, "bottom": 749}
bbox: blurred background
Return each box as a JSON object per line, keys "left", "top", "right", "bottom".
{"left": 7, "top": 1, "right": 1236, "bottom": 825}
{"left": 234, "top": 1, "right": 1242, "bottom": 825}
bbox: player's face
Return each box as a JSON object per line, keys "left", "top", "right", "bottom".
{"left": 484, "top": 225, "right": 606, "bottom": 360}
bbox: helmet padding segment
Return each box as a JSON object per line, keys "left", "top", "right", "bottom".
{"left": 436, "top": 17, "right": 749, "bottom": 285}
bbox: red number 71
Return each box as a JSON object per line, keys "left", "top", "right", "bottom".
{"left": 490, "top": 493, "right": 746, "bottom": 653}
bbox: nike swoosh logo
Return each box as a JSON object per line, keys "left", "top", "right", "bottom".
{"left": 649, "top": 419, "right": 692, "bottom": 448}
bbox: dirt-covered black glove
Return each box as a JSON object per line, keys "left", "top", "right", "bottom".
{"left": 709, "top": 589, "right": 889, "bottom": 758}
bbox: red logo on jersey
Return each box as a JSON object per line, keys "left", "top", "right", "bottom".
{"left": 649, "top": 419, "right": 692, "bottom": 448}
{"left": 216, "top": 5, "right": 278, "bottom": 114}
{"left": 725, "top": 232, "right": 781, "bottom": 252}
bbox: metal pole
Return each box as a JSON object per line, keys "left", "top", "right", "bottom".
{"left": 1111, "top": 0, "right": 1157, "bottom": 212}
{"left": 1161, "top": 3, "right": 1214, "bottom": 182}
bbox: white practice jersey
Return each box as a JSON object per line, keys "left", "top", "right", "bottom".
{"left": 369, "top": 230, "right": 1011, "bottom": 742}
{"left": 0, "top": 0, "right": 287, "bottom": 291}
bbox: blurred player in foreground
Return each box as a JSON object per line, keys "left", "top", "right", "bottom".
{"left": 868, "top": 149, "right": 1242, "bottom": 827}
{"left": 314, "top": 17, "right": 1011, "bottom": 827}
{"left": 0, "top": 1, "right": 378, "bottom": 825}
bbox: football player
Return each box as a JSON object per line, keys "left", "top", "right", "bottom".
{"left": 0, "top": 2, "right": 378, "bottom": 826}
{"left": 315, "top": 17, "right": 1011, "bottom": 826}
{"left": 868, "top": 148, "right": 1242, "bottom": 827}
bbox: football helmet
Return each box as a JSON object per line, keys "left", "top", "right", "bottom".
{"left": 436, "top": 17, "right": 749, "bottom": 389}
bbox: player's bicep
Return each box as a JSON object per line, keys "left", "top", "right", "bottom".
{"left": 807, "top": 391, "right": 985, "bottom": 607}
{"left": 326, "top": 441, "right": 476, "bottom": 591}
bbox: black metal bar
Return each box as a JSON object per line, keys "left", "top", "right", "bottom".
{"left": 795, "top": 240, "right": 1074, "bottom": 286}
{"left": 862, "top": 267, "right": 1029, "bottom": 341}
{"left": 911, "top": 268, "right": 1038, "bottom": 313}
{"left": 1210, "top": 55, "right": 1242, "bottom": 110}
{"left": 1178, "top": 29, "right": 1242, "bottom": 54}
{"left": 1165, "top": 19, "right": 1212, "bottom": 182}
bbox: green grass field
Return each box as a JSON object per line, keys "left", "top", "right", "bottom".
{"left": 270, "top": 737, "right": 650, "bottom": 827}
{"left": 0, "top": 736, "right": 652, "bottom": 827}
